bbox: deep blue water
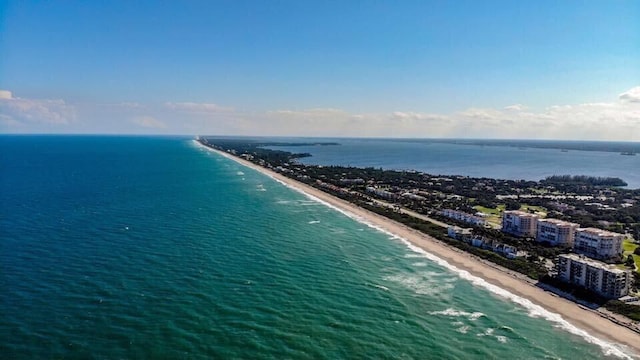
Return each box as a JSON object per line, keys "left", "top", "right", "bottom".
{"left": 0, "top": 136, "right": 636, "bottom": 359}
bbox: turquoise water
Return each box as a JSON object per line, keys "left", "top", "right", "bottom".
{"left": 0, "top": 136, "right": 635, "bottom": 359}
{"left": 269, "top": 138, "right": 640, "bottom": 188}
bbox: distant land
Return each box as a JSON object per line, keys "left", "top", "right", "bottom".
{"left": 392, "top": 139, "right": 640, "bottom": 154}
{"left": 249, "top": 137, "right": 639, "bottom": 154}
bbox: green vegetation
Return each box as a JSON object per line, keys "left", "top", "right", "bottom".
{"left": 542, "top": 175, "right": 628, "bottom": 187}
{"left": 358, "top": 202, "right": 547, "bottom": 280}
{"left": 473, "top": 204, "right": 504, "bottom": 227}
{"left": 605, "top": 301, "right": 640, "bottom": 322}
{"left": 473, "top": 205, "right": 502, "bottom": 215}
{"left": 519, "top": 204, "right": 547, "bottom": 216}
{"left": 543, "top": 276, "right": 640, "bottom": 321}
{"left": 201, "top": 136, "right": 640, "bottom": 321}
{"left": 623, "top": 239, "right": 640, "bottom": 274}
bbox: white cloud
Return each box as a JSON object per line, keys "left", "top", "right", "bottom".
{"left": 0, "top": 90, "right": 13, "bottom": 99}
{"left": 459, "top": 108, "right": 501, "bottom": 121}
{"left": 391, "top": 111, "right": 447, "bottom": 122}
{"left": 242, "top": 86, "right": 640, "bottom": 140}
{"left": 0, "top": 91, "right": 76, "bottom": 126}
{"left": 2, "top": 86, "right": 638, "bottom": 140}
{"left": 164, "top": 102, "right": 233, "bottom": 113}
{"left": 504, "top": 104, "right": 527, "bottom": 111}
{"left": 131, "top": 115, "right": 166, "bottom": 129}
{"left": 619, "top": 87, "right": 640, "bottom": 103}
{"left": 258, "top": 109, "right": 449, "bottom": 137}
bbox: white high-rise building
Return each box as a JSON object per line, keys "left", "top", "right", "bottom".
{"left": 536, "top": 218, "right": 579, "bottom": 247}
{"left": 501, "top": 210, "right": 538, "bottom": 237}
{"left": 441, "top": 209, "right": 487, "bottom": 227}
{"left": 556, "top": 254, "right": 631, "bottom": 299}
{"left": 574, "top": 228, "right": 624, "bottom": 260}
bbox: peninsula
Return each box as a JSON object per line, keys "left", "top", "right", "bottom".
{"left": 196, "top": 136, "right": 640, "bottom": 356}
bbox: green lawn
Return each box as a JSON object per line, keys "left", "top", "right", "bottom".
{"left": 519, "top": 204, "right": 547, "bottom": 216}
{"left": 622, "top": 239, "right": 640, "bottom": 274}
{"left": 474, "top": 205, "right": 502, "bottom": 215}
{"left": 473, "top": 204, "right": 505, "bottom": 228}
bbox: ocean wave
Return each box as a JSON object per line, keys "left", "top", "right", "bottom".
{"left": 456, "top": 325, "right": 470, "bottom": 334}
{"left": 384, "top": 274, "right": 455, "bottom": 297}
{"left": 429, "top": 308, "right": 485, "bottom": 321}
{"left": 397, "top": 240, "right": 634, "bottom": 359}
{"left": 200, "top": 139, "right": 635, "bottom": 360}
{"left": 365, "top": 283, "right": 390, "bottom": 292}
{"left": 278, "top": 182, "right": 634, "bottom": 357}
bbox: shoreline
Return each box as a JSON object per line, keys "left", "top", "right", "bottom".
{"left": 198, "top": 142, "right": 640, "bottom": 358}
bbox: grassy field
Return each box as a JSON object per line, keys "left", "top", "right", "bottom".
{"left": 473, "top": 203, "right": 550, "bottom": 229}
{"left": 473, "top": 204, "right": 505, "bottom": 228}
{"left": 519, "top": 204, "right": 547, "bottom": 216}
{"left": 473, "top": 205, "right": 503, "bottom": 215}
{"left": 622, "top": 239, "right": 640, "bottom": 274}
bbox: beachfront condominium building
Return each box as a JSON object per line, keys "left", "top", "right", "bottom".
{"left": 573, "top": 228, "right": 625, "bottom": 261}
{"left": 501, "top": 210, "right": 539, "bottom": 237}
{"left": 556, "top": 254, "right": 631, "bottom": 299}
{"left": 535, "top": 218, "right": 580, "bottom": 247}
{"left": 441, "top": 209, "right": 487, "bottom": 227}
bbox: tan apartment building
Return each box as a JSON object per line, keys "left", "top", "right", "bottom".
{"left": 574, "top": 227, "right": 625, "bottom": 260}
{"left": 501, "top": 210, "right": 539, "bottom": 237}
{"left": 536, "top": 218, "right": 579, "bottom": 247}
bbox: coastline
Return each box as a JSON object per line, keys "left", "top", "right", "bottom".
{"left": 199, "top": 142, "right": 640, "bottom": 358}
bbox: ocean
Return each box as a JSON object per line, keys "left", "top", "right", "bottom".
{"left": 268, "top": 138, "right": 640, "bottom": 189}
{"left": 0, "top": 136, "right": 635, "bottom": 359}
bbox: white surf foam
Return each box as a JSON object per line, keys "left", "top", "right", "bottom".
{"left": 385, "top": 274, "right": 455, "bottom": 297}
{"left": 373, "top": 284, "right": 390, "bottom": 291}
{"left": 397, "top": 237, "right": 633, "bottom": 359}
{"left": 194, "top": 138, "right": 635, "bottom": 359}
{"left": 429, "top": 308, "right": 485, "bottom": 321}
{"left": 475, "top": 328, "right": 509, "bottom": 343}
{"left": 477, "top": 328, "right": 495, "bottom": 337}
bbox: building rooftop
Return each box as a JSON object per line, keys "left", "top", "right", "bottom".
{"left": 577, "top": 227, "right": 625, "bottom": 238}
{"left": 538, "top": 218, "right": 579, "bottom": 227}
{"left": 449, "top": 226, "right": 473, "bottom": 234}
{"left": 560, "top": 253, "right": 626, "bottom": 273}
{"left": 504, "top": 210, "right": 539, "bottom": 218}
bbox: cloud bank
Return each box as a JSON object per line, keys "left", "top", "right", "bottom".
{"left": 250, "top": 88, "right": 639, "bottom": 140}
{"left": 0, "top": 90, "right": 76, "bottom": 129}
{"left": 1, "top": 86, "right": 639, "bottom": 140}
{"left": 619, "top": 87, "right": 640, "bottom": 103}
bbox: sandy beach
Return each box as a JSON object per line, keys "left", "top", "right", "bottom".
{"left": 205, "top": 144, "right": 640, "bottom": 357}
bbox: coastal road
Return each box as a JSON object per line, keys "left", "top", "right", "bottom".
{"left": 368, "top": 198, "right": 449, "bottom": 228}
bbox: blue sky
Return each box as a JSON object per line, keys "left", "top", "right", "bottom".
{"left": 1, "top": 1, "right": 639, "bottom": 139}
